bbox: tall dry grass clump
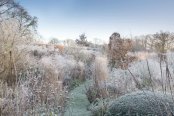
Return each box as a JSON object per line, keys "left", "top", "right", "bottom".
{"left": 93, "top": 57, "right": 108, "bottom": 88}
{"left": 86, "top": 56, "right": 109, "bottom": 103}
{"left": 0, "top": 63, "right": 69, "bottom": 116}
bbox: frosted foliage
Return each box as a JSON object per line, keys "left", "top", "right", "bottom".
{"left": 40, "top": 54, "right": 84, "bottom": 80}
{"left": 75, "top": 49, "right": 93, "bottom": 62}
{"left": 0, "top": 19, "right": 32, "bottom": 46}
{"left": 105, "top": 91, "right": 174, "bottom": 116}
{"left": 131, "top": 58, "right": 174, "bottom": 90}
{"left": 167, "top": 52, "right": 174, "bottom": 70}
{"left": 107, "top": 69, "right": 136, "bottom": 94}
{"left": 130, "top": 59, "right": 161, "bottom": 81}
{"left": 107, "top": 57, "right": 174, "bottom": 94}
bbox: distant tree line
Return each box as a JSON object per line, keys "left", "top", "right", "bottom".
{"left": 132, "top": 31, "right": 174, "bottom": 53}
{"left": 108, "top": 31, "right": 174, "bottom": 69}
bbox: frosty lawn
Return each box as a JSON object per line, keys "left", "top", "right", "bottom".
{"left": 65, "top": 80, "right": 92, "bottom": 116}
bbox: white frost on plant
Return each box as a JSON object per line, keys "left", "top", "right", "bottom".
{"left": 107, "top": 53, "right": 174, "bottom": 94}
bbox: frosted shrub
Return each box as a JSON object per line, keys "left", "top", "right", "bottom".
{"left": 40, "top": 54, "right": 85, "bottom": 90}
{"left": 129, "top": 59, "right": 162, "bottom": 88}
{"left": 107, "top": 69, "right": 136, "bottom": 98}
{"left": 64, "top": 46, "right": 97, "bottom": 80}
{"left": 131, "top": 58, "right": 174, "bottom": 91}
{"left": 64, "top": 46, "right": 95, "bottom": 63}
{"left": 0, "top": 66, "right": 68, "bottom": 115}
{"left": 1, "top": 53, "right": 86, "bottom": 115}
{"left": 105, "top": 91, "right": 174, "bottom": 116}
{"left": 0, "top": 82, "right": 31, "bottom": 116}
{"left": 107, "top": 57, "right": 174, "bottom": 97}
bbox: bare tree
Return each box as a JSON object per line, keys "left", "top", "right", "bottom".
{"left": 146, "top": 31, "right": 174, "bottom": 60}
{"left": 0, "top": 0, "right": 17, "bottom": 15}
{"left": 0, "top": 19, "right": 34, "bottom": 86}
{"left": 0, "top": 0, "right": 37, "bottom": 32}
{"left": 153, "top": 31, "right": 174, "bottom": 53}
{"left": 0, "top": 0, "right": 37, "bottom": 86}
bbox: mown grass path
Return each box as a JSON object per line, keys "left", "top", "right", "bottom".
{"left": 64, "top": 81, "right": 92, "bottom": 116}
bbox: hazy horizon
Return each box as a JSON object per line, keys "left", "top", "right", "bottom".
{"left": 19, "top": 0, "right": 174, "bottom": 42}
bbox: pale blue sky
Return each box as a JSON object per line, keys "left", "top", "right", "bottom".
{"left": 19, "top": 0, "right": 174, "bottom": 42}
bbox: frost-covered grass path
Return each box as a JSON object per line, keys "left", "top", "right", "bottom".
{"left": 64, "top": 80, "right": 92, "bottom": 116}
